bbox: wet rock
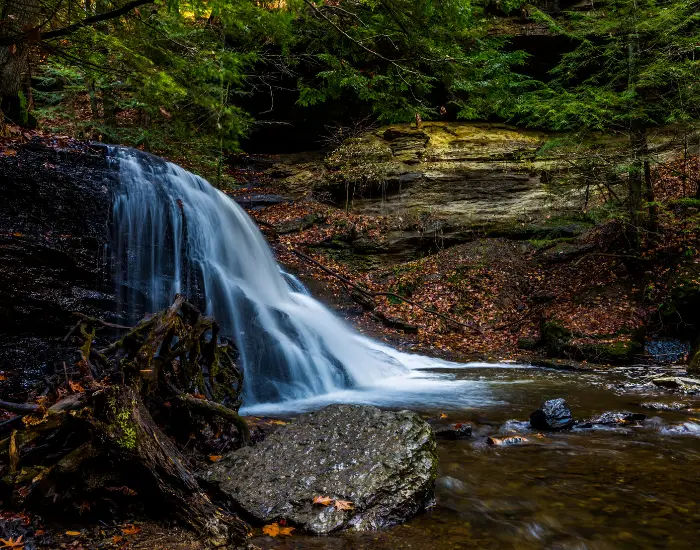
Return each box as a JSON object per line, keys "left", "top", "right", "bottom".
{"left": 660, "top": 421, "right": 700, "bottom": 436}
{"left": 577, "top": 411, "right": 646, "bottom": 428}
{"left": 276, "top": 212, "right": 324, "bottom": 234}
{"left": 688, "top": 349, "right": 700, "bottom": 375}
{"left": 232, "top": 192, "right": 287, "bottom": 210}
{"left": 652, "top": 377, "right": 700, "bottom": 391}
{"left": 529, "top": 398, "right": 575, "bottom": 431}
{"left": 433, "top": 422, "right": 472, "bottom": 440}
{"left": 645, "top": 339, "right": 691, "bottom": 365}
{"left": 487, "top": 435, "right": 529, "bottom": 446}
{"left": 201, "top": 404, "right": 437, "bottom": 534}
{"left": 0, "top": 140, "right": 118, "bottom": 400}
{"left": 640, "top": 401, "right": 691, "bottom": 411}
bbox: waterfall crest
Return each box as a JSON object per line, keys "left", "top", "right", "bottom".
{"left": 111, "top": 147, "right": 415, "bottom": 405}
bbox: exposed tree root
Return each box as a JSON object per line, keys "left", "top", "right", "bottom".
{"left": 0, "top": 296, "right": 250, "bottom": 546}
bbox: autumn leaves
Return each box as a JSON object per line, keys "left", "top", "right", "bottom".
{"left": 262, "top": 496, "right": 355, "bottom": 538}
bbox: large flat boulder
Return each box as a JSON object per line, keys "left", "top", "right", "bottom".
{"left": 201, "top": 404, "right": 437, "bottom": 534}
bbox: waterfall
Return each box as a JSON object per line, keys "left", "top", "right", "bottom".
{"left": 110, "top": 148, "right": 408, "bottom": 404}
{"left": 110, "top": 147, "right": 504, "bottom": 411}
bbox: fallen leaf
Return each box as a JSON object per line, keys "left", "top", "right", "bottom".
{"left": 312, "top": 495, "right": 333, "bottom": 506}
{"left": 334, "top": 499, "right": 354, "bottom": 511}
{"left": 2, "top": 149, "right": 17, "bottom": 156}
{"left": 262, "top": 523, "right": 293, "bottom": 537}
{"left": 68, "top": 380, "right": 84, "bottom": 393}
{"left": 159, "top": 106, "right": 172, "bottom": 119}
{"left": 0, "top": 535, "right": 23, "bottom": 549}
{"left": 65, "top": 531, "right": 81, "bottom": 536}
{"left": 208, "top": 455, "right": 223, "bottom": 462}
{"left": 121, "top": 524, "right": 141, "bottom": 535}
{"left": 112, "top": 535, "right": 124, "bottom": 543}
{"left": 34, "top": 530, "right": 44, "bottom": 536}
{"left": 439, "top": 413, "right": 448, "bottom": 419}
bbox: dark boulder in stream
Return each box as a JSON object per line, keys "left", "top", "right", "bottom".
{"left": 529, "top": 398, "right": 575, "bottom": 431}
{"left": 201, "top": 404, "right": 437, "bottom": 534}
{"left": 433, "top": 422, "right": 473, "bottom": 440}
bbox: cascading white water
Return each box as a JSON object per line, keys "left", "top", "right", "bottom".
{"left": 110, "top": 147, "right": 503, "bottom": 412}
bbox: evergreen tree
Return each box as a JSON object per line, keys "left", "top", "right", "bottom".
{"left": 516, "top": 0, "right": 700, "bottom": 239}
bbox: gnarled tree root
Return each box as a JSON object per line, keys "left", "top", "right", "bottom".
{"left": 0, "top": 296, "right": 250, "bottom": 547}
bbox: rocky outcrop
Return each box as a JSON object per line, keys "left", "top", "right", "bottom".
{"left": 261, "top": 123, "right": 577, "bottom": 241}
{"left": 0, "top": 139, "right": 118, "bottom": 400}
{"left": 201, "top": 404, "right": 437, "bottom": 534}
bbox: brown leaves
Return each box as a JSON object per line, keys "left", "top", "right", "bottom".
{"left": 312, "top": 495, "right": 333, "bottom": 506}
{"left": 68, "top": 380, "right": 85, "bottom": 393}
{"left": 121, "top": 524, "right": 141, "bottom": 535}
{"left": 312, "top": 496, "right": 354, "bottom": 510}
{"left": 262, "top": 523, "right": 295, "bottom": 537}
{"left": 334, "top": 499, "right": 354, "bottom": 511}
{"left": 0, "top": 535, "right": 23, "bottom": 549}
{"left": 65, "top": 531, "right": 81, "bottom": 536}
{"left": 208, "top": 455, "right": 223, "bottom": 462}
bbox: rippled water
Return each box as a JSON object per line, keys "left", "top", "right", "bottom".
{"left": 250, "top": 365, "right": 700, "bottom": 549}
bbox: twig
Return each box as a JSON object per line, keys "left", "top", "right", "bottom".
{"left": 0, "top": 399, "right": 42, "bottom": 415}
{"left": 72, "top": 312, "right": 132, "bottom": 330}
{"left": 572, "top": 252, "right": 645, "bottom": 267}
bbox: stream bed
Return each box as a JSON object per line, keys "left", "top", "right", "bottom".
{"left": 249, "top": 363, "right": 700, "bottom": 549}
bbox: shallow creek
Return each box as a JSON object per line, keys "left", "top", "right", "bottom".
{"left": 249, "top": 364, "right": 700, "bottom": 549}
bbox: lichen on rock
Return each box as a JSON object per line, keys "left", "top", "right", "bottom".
{"left": 201, "top": 404, "right": 438, "bottom": 534}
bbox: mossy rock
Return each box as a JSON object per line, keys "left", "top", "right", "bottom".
{"left": 661, "top": 268, "right": 700, "bottom": 336}
{"left": 517, "top": 337, "right": 539, "bottom": 350}
{"left": 540, "top": 320, "right": 572, "bottom": 357}
{"left": 689, "top": 349, "right": 700, "bottom": 375}
{"left": 568, "top": 339, "right": 643, "bottom": 364}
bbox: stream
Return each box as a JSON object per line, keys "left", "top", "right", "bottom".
{"left": 249, "top": 363, "right": 700, "bottom": 549}
{"left": 110, "top": 147, "right": 700, "bottom": 549}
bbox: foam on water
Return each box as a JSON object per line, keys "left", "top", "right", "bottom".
{"left": 110, "top": 147, "right": 522, "bottom": 409}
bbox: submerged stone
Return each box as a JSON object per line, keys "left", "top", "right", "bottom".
{"left": 487, "top": 435, "right": 529, "bottom": 446}
{"left": 577, "top": 411, "right": 646, "bottom": 428}
{"left": 652, "top": 377, "right": 700, "bottom": 391}
{"left": 433, "top": 422, "right": 473, "bottom": 440}
{"left": 201, "top": 404, "right": 437, "bottom": 534}
{"left": 529, "top": 398, "right": 575, "bottom": 431}
{"left": 640, "top": 401, "right": 691, "bottom": 411}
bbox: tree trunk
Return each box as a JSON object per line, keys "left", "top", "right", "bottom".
{"left": 0, "top": 0, "right": 40, "bottom": 127}
{"left": 628, "top": 126, "right": 645, "bottom": 247}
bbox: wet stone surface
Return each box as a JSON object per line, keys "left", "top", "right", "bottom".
{"left": 202, "top": 404, "right": 437, "bottom": 534}
{"left": 529, "top": 398, "right": 575, "bottom": 431}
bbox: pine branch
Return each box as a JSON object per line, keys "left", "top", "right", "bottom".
{"left": 0, "top": 0, "right": 155, "bottom": 46}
